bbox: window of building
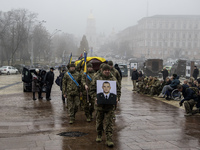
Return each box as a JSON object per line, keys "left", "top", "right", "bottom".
{"left": 188, "top": 42, "right": 191, "bottom": 48}
{"left": 159, "top": 42, "right": 162, "bottom": 47}
{"left": 170, "top": 42, "right": 174, "bottom": 47}
{"left": 194, "top": 51, "right": 197, "bottom": 55}
{"left": 194, "top": 42, "right": 197, "bottom": 48}
{"left": 188, "top": 51, "right": 191, "bottom": 55}
{"left": 171, "top": 33, "right": 174, "bottom": 38}
{"left": 182, "top": 33, "right": 185, "bottom": 38}
{"left": 148, "top": 33, "right": 151, "bottom": 38}
{"left": 165, "top": 23, "right": 168, "bottom": 29}
{"left": 176, "top": 42, "right": 179, "bottom": 48}
{"left": 188, "top": 34, "right": 192, "bottom": 39}
{"left": 182, "top": 51, "right": 185, "bottom": 55}
{"left": 176, "top": 33, "right": 179, "bottom": 38}
{"left": 171, "top": 23, "right": 174, "bottom": 28}
{"left": 159, "top": 23, "right": 162, "bottom": 28}
{"left": 164, "top": 42, "right": 168, "bottom": 47}
{"left": 182, "top": 42, "right": 185, "bottom": 47}
{"left": 183, "top": 23, "right": 186, "bottom": 29}
{"left": 195, "top": 34, "right": 198, "bottom": 38}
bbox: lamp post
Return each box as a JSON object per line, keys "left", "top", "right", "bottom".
{"left": 48, "top": 29, "right": 61, "bottom": 63}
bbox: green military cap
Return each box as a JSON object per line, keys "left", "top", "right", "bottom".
{"left": 87, "top": 63, "right": 93, "bottom": 68}
{"left": 100, "top": 63, "right": 105, "bottom": 69}
{"left": 108, "top": 61, "right": 113, "bottom": 66}
{"left": 102, "top": 64, "right": 111, "bottom": 71}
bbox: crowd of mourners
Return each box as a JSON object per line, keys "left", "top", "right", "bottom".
{"left": 32, "top": 61, "right": 121, "bottom": 147}
{"left": 131, "top": 66, "right": 200, "bottom": 116}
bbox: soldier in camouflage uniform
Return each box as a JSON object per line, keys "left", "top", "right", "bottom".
{"left": 81, "top": 63, "right": 95, "bottom": 122}
{"left": 140, "top": 77, "right": 148, "bottom": 94}
{"left": 136, "top": 77, "right": 143, "bottom": 93}
{"left": 108, "top": 61, "right": 121, "bottom": 119}
{"left": 62, "top": 63, "right": 81, "bottom": 124}
{"left": 149, "top": 77, "right": 161, "bottom": 96}
{"left": 90, "top": 64, "right": 121, "bottom": 147}
{"left": 144, "top": 76, "right": 154, "bottom": 94}
{"left": 108, "top": 61, "right": 121, "bottom": 85}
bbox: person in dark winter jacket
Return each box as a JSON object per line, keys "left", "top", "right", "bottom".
{"left": 159, "top": 74, "right": 180, "bottom": 98}
{"left": 44, "top": 67, "right": 55, "bottom": 100}
{"left": 131, "top": 68, "right": 138, "bottom": 91}
{"left": 161, "top": 67, "right": 169, "bottom": 80}
{"left": 178, "top": 85, "right": 199, "bottom": 116}
{"left": 59, "top": 68, "right": 67, "bottom": 103}
{"left": 193, "top": 66, "right": 199, "bottom": 80}
{"left": 114, "top": 64, "right": 122, "bottom": 80}
{"left": 138, "top": 71, "right": 143, "bottom": 78}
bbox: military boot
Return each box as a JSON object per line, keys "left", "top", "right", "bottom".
{"left": 106, "top": 139, "right": 114, "bottom": 147}
{"left": 69, "top": 117, "right": 74, "bottom": 124}
{"left": 96, "top": 132, "right": 102, "bottom": 142}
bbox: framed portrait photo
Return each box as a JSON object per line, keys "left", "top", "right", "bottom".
{"left": 96, "top": 80, "right": 117, "bottom": 105}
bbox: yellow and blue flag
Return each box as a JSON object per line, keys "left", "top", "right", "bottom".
{"left": 69, "top": 53, "right": 72, "bottom": 64}
{"left": 83, "top": 51, "right": 87, "bottom": 73}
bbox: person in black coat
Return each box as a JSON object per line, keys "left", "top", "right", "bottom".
{"left": 131, "top": 68, "right": 139, "bottom": 91}
{"left": 161, "top": 67, "right": 169, "bottom": 80}
{"left": 193, "top": 66, "right": 199, "bottom": 80}
{"left": 59, "top": 68, "right": 67, "bottom": 103}
{"left": 114, "top": 64, "right": 122, "bottom": 79}
{"left": 44, "top": 67, "right": 55, "bottom": 100}
{"left": 178, "top": 85, "right": 199, "bottom": 116}
{"left": 138, "top": 71, "right": 143, "bottom": 78}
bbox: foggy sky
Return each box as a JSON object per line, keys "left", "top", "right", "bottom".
{"left": 0, "top": 0, "right": 200, "bottom": 36}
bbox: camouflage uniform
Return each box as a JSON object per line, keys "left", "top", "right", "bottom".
{"left": 81, "top": 67, "right": 95, "bottom": 121}
{"left": 62, "top": 68, "right": 81, "bottom": 123}
{"left": 145, "top": 78, "right": 154, "bottom": 94}
{"left": 110, "top": 67, "right": 121, "bottom": 86}
{"left": 90, "top": 65, "right": 121, "bottom": 146}
{"left": 149, "top": 78, "right": 161, "bottom": 96}
{"left": 136, "top": 78, "right": 143, "bottom": 93}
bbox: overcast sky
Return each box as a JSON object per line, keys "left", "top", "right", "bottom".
{"left": 0, "top": 0, "right": 200, "bottom": 36}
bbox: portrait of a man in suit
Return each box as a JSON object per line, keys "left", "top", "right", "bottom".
{"left": 97, "top": 81, "right": 117, "bottom": 105}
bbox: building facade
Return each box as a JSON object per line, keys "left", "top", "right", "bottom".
{"left": 117, "top": 15, "right": 200, "bottom": 60}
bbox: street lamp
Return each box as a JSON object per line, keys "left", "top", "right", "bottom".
{"left": 47, "top": 29, "right": 61, "bottom": 63}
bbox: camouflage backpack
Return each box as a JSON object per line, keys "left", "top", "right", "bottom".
{"left": 189, "top": 87, "right": 199, "bottom": 97}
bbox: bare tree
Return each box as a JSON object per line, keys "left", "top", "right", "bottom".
{"left": 0, "top": 9, "right": 37, "bottom": 65}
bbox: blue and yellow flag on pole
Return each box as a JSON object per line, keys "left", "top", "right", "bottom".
{"left": 83, "top": 51, "right": 87, "bottom": 73}
{"left": 69, "top": 52, "right": 72, "bottom": 64}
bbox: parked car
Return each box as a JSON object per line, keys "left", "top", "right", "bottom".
{"left": 0, "top": 66, "right": 19, "bottom": 75}
{"left": 22, "top": 67, "right": 46, "bottom": 92}
{"left": 118, "top": 64, "right": 128, "bottom": 77}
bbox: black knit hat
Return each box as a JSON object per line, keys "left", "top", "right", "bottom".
{"left": 102, "top": 64, "right": 111, "bottom": 71}
{"left": 70, "top": 63, "right": 76, "bottom": 68}
{"left": 173, "top": 74, "right": 177, "bottom": 78}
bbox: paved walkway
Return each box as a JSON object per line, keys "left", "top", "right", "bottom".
{"left": 0, "top": 74, "right": 200, "bottom": 149}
